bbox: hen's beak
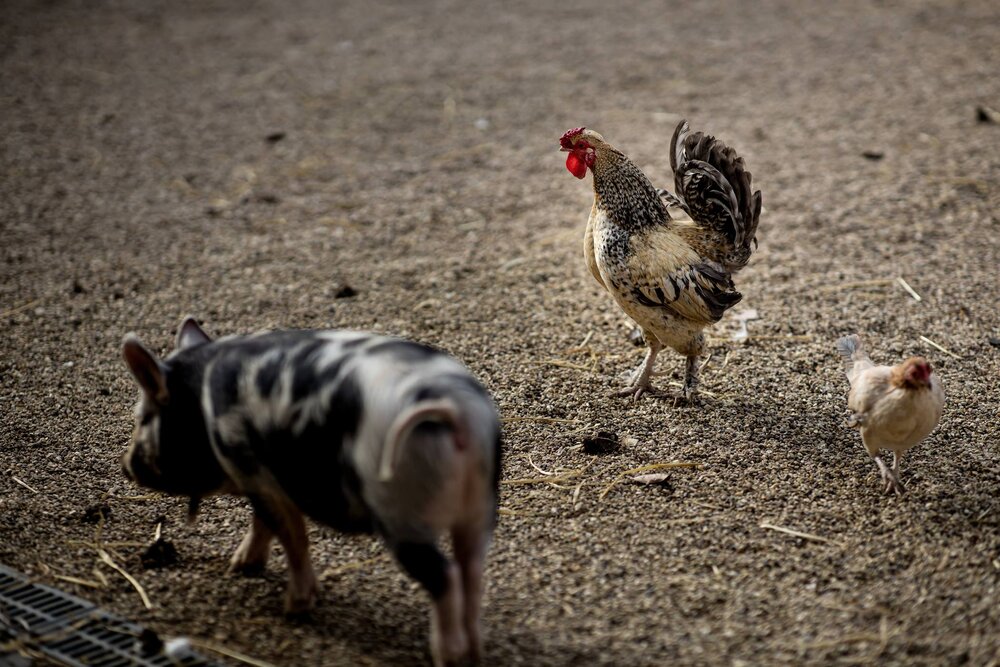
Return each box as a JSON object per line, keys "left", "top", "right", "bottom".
{"left": 559, "top": 146, "right": 571, "bottom": 152}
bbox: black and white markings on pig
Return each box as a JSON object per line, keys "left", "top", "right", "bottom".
{"left": 391, "top": 541, "right": 450, "bottom": 599}
{"left": 269, "top": 370, "right": 372, "bottom": 533}
{"left": 364, "top": 338, "right": 439, "bottom": 363}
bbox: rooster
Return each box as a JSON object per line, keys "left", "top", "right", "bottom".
{"left": 560, "top": 121, "right": 761, "bottom": 400}
{"left": 836, "top": 334, "right": 945, "bottom": 495}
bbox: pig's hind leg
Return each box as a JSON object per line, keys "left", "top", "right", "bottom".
{"left": 247, "top": 492, "right": 319, "bottom": 615}
{"left": 229, "top": 514, "right": 274, "bottom": 576}
{"left": 390, "top": 540, "right": 468, "bottom": 667}
{"left": 453, "top": 526, "right": 488, "bottom": 663}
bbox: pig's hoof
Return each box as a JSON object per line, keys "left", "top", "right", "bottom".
{"left": 228, "top": 559, "right": 266, "bottom": 577}
{"left": 283, "top": 585, "right": 318, "bottom": 617}
{"left": 431, "top": 628, "right": 470, "bottom": 667}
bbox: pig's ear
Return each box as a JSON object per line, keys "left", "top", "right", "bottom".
{"left": 122, "top": 334, "right": 169, "bottom": 405}
{"left": 175, "top": 316, "right": 212, "bottom": 350}
{"left": 379, "top": 400, "right": 466, "bottom": 482}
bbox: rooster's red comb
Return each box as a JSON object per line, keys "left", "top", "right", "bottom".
{"left": 560, "top": 127, "right": 586, "bottom": 149}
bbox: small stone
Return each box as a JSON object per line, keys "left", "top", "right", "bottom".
{"left": 265, "top": 131, "right": 286, "bottom": 143}
{"left": 334, "top": 285, "right": 357, "bottom": 299}
{"left": 136, "top": 628, "right": 163, "bottom": 656}
{"left": 861, "top": 151, "right": 884, "bottom": 161}
{"left": 976, "top": 106, "right": 1000, "bottom": 124}
{"left": 81, "top": 503, "right": 111, "bottom": 524}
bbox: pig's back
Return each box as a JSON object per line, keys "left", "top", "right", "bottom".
{"left": 195, "top": 330, "right": 493, "bottom": 532}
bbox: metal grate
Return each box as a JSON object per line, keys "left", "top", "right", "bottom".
{"left": 0, "top": 564, "right": 221, "bottom": 667}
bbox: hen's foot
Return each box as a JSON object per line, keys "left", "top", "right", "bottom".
{"left": 874, "top": 456, "right": 905, "bottom": 496}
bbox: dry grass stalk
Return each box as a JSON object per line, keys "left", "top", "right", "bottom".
{"left": 665, "top": 381, "right": 718, "bottom": 398}
{"left": 760, "top": 522, "right": 845, "bottom": 548}
{"left": 533, "top": 359, "right": 595, "bottom": 372}
{"left": 527, "top": 454, "right": 555, "bottom": 476}
{"left": 502, "top": 416, "right": 581, "bottom": 425}
{"left": 65, "top": 539, "right": 146, "bottom": 549}
{"left": 321, "top": 556, "right": 382, "bottom": 580}
{"left": 918, "top": 335, "right": 962, "bottom": 359}
{"left": 52, "top": 573, "right": 104, "bottom": 589}
{"left": 816, "top": 279, "right": 894, "bottom": 293}
{"left": 98, "top": 549, "right": 153, "bottom": 609}
{"left": 698, "top": 353, "right": 713, "bottom": 373}
{"left": 190, "top": 639, "right": 280, "bottom": 667}
{"left": 0, "top": 298, "right": 42, "bottom": 319}
{"left": 599, "top": 462, "right": 702, "bottom": 500}
{"left": 11, "top": 475, "right": 39, "bottom": 493}
{"left": 502, "top": 469, "right": 585, "bottom": 486}
{"left": 895, "top": 277, "right": 922, "bottom": 302}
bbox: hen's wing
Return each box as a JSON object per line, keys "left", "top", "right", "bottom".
{"left": 666, "top": 120, "right": 762, "bottom": 271}
{"left": 846, "top": 365, "right": 892, "bottom": 426}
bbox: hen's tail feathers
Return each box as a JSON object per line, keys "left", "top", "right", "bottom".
{"left": 836, "top": 334, "right": 873, "bottom": 383}
{"left": 669, "top": 120, "right": 762, "bottom": 270}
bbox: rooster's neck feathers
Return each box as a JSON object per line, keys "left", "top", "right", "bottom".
{"left": 591, "top": 148, "right": 670, "bottom": 233}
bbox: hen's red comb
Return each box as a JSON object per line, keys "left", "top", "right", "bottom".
{"left": 560, "top": 127, "right": 585, "bottom": 149}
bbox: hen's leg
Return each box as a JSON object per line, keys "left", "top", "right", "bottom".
{"left": 874, "top": 455, "right": 904, "bottom": 496}
{"left": 890, "top": 451, "right": 906, "bottom": 492}
{"left": 616, "top": 338, "right": 662, "bottom": 401}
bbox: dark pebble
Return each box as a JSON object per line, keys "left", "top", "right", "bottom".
{"left": 583, "top": 431, "right": 620, "bottom": 455}
{"left": 82, "top": 503, "right": 111, "bottom": 524}
{"left": 140, "top": 537, "right": 179, "bottom": 569}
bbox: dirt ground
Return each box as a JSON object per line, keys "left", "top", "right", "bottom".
{"left": 2, "top": 0, "right": 999, "bottom": 665}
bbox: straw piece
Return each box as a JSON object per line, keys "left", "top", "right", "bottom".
{"left": 502, "top": 416, "right": 581, "bottom": 424}
{"left": 189, "top": 639, "right": 280, "bottom": 667}
{"left": 918, "top": 335, "right": 962, "bottom": 359}
{"left": 11, "top": 476, "right": 38, "bottom": 493}
{"left": 52, "top": 574, "right": 104, "bottom": 589}
{"left": 533, "top": 359, "right": 594, "bottom": 372}
{"left": 321, "top": 556, "right": 381, "bottom": 580}
{"left": 896, "top": 277, "right": 922, "bottom": 302}
{"left": 759, "top": 522, "right": 844, "bottom": 548}
{"left": 599, "top": 462, "right": 702, "bottom": 500}
{"left": 98, "top": 549, "right": 152, "bottom": 609}
{"left": 0, "top": 298, "right": 42, "bottom": 319}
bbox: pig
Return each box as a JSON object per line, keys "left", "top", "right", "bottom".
{"left": 121, "top": 316, "right": 501, "bottom": 666}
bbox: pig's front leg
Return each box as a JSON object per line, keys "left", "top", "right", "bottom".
{"left": 453, "top": 527, "right": 489, "bottom": 663}
{"left": 229, "top": 514, "right": 274, "bottom": 576}
{"left": 392, "top": 542, "right": 467, "bottom": 667}
{"left": 248, "top": 493, "right": 318, "bottom": 615}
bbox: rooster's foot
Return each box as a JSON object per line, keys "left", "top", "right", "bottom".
{"left": 615, "top": 381, "right": 656, "bottom": 402}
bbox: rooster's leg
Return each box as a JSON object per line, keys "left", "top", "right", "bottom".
{"left": 681, "top": 354, "right": 700, "bottom": 402}
{"left": 874, "top": 455, "right": 904, "bottom": 496}
{"left": 616, "top": 339, "right": 661, "bottom": 401}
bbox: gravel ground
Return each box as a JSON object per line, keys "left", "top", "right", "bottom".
{"left": 2, "top": 0, "right": 999, "bottom": 665}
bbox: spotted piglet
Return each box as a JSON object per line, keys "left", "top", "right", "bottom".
{"left": 121, "top": 317, "right": 501, "bottom": 666}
